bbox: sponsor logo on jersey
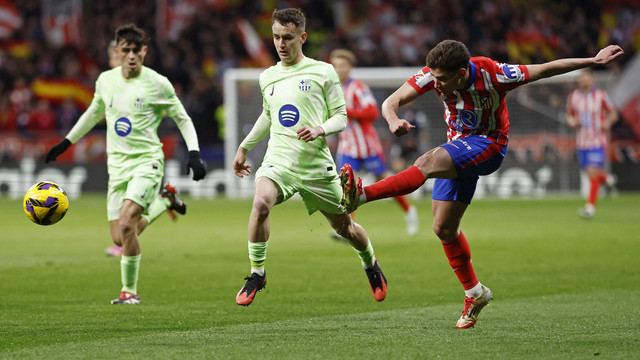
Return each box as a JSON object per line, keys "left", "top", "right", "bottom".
{"left": 460, "top": 110, "right": 479, "bottom": 128}
{"left": 115, "top": 117, "right": 132, "bottom": 136}
{"left": 451, "top": 110, "right": 479, "bottom": 132}
{"left": 298, "top": 79, "right": 312, "bottom": 91}
{"left": 278, "top": 104, "right": 300, "bottom": 127}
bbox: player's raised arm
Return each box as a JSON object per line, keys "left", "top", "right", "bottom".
{"left": 527, "top": 45, "right": 624, "bottom": 82}
{"left": 381, "top": 82, "right": 420, "bottom": 137}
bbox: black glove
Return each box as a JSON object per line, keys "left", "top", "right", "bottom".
{"left": 186, "top": 150, "right": 207, "bottom": 181}
{"left": 45, "top": 138, "right": 71, "bottom": 163}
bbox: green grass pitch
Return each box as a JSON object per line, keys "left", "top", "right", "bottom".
{"left": 1, "top": 193, "right": 639, "bottom": 359}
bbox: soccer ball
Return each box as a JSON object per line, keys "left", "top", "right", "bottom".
{"left": 23, "top": 181, "right": 69, "bottom": 225}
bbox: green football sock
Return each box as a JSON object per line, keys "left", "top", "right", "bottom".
{"left": 248, "top": 241, "right": 268, "bottom": 271}
{"left": 121, "top": 254, "right": 141, "bottom": 294}
{"left": 355, "top": 241, "right": 375, "bottom": 268}
{"left": 143, "top": 195, "right": 171, "bottom": 224}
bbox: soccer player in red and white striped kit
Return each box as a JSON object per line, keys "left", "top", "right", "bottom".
{"left": 340, "top": 40, "right": 624, "bottom": 328}
{"left": 566, "top": 69, "right": 618, "bottom": 219}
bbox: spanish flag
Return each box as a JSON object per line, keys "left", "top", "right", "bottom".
{"left": 31, "top": 78, "right": 93, "bottom": 109}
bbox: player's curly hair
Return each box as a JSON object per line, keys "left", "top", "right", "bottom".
{"left": 426, "top": 40, "right": 470, "bottom": 73}
{"left": 115, "top": 23, "right": 150, "bottom": 47}
{"left": 272, "top": 8, "right": 306, "bottom": 31}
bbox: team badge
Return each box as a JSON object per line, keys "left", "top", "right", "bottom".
{"left": 480, "top": 96, "right": 493, "bottom": 109}
{"left": 115, "top": 117, "right": 132, "bottom": 136}
{"left": 279, "top": 104, "right": 300, "bottom": 127}
{"left": 298, "top": 79, "right": 312, "bottom": 91}
{"left": 134, "top": 97, "right": 145, "bottom": 109}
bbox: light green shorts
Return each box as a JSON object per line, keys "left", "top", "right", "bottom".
{"left": 255, "top": 163, "right": 343, "bottom": 215}
{"left": 106, "top": 159, "right": 164, "bottom": 221}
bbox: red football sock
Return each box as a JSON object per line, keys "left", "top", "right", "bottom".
{"left": 442, "top": 231, "right": 479, "bottom": 291}
{"left": 393, "top": 195, "right": 411, "bottom": 212}
{"left": 363, "top": 166, "right": 426, "bottom": 202}
{"left": 588, "top": 177, "right": 600, "bottom": 206}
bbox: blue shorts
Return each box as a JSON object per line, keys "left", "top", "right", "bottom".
{"left": 432, "top": 136, "right": 507, "bottom": 204}
{"left": 577, "top": 148, "right": 605, "bottom": 169}
{"left": 336, "top": 154, "right": 386, "bottom": 177}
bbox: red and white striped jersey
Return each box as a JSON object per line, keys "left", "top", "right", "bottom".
{"left": 336, "top": 78, "right": 384, "bottom": 159}
{"left": 407, "top": 57, "right": 530, "bottom": 145}
{"left": 566, "top": 88, "right": 615, "bottom": 150}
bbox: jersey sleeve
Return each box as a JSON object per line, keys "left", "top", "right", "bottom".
{"left": 601, "top": 90, "right": 615, "bottom": 112}
{"left": 324, "top": 65, "right": 346, "bottom": 111}
{"left": 66, "top": 75, "right": 106, "bottom": 143}
{"left": 492, "top": 59, "right": 530, "bottom": 91}
{"left": 407, "top": 66, "right": 435, "bottom": 95}
{"left": 566, "top": 91, "right": 576, "bottom": 116}
{"left": 347, "top": 80, "right": 379, "bottom": 122}
{"left": 158, "top": 76, "right": 200, "bottom": 151}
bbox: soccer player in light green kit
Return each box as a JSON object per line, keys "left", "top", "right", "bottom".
{"left": 45, "top": 24, "right": 207, "bottom": 304}
{"left": 233, "top": 8, "right": 387, "bottom": 306}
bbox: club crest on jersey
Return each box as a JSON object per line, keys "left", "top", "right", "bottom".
{"left": 134, "top": 97, "right": 145, "bottom": 109}
{"left": 298, "top": 79, "right": 312, "bottom": 92}
{"left": 115, "top": 117, "right": 132, "bottom": 136}
{"left": 480, "top": 95, "right": 493, "bottom": 109}
{"left": 279, "top": 104, "right": 300, "bottom": 127}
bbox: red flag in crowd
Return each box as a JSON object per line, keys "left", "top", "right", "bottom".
{"left": 0, "top": 0, "right": 21, "bottom": 40}
{"left": 41, "top": 0, "right": 82, "bottom": 47}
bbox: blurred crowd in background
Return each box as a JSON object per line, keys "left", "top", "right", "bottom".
{"left": 0, "top": 0, "right": 638, "bottom": 150}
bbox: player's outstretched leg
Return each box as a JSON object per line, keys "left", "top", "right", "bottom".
{"left": 339, "top": 164, "right": 364, "bottom": 213}
{"left": 236, "top": 272, "right": 267, "bottom": 306}
{"left": 111, "top": 291, "right": 141, "bottom": 305}
{"left": 456, "top": 285, "right": 493, "bottom": 329}
{"left": 364, "top": 258, "right": 387, "bottom": 301}
{"left": 161, "top": 183, "right": 186, "bottom": 218}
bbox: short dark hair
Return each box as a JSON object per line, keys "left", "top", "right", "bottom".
{"left": 426, "top": 40, "right": 470, "bottom": 73}
{"left": 115, "top": 24, "right": 150, "bottom": 47}
{"left": 272, "top": 8, "right": 306, "bottom": 31}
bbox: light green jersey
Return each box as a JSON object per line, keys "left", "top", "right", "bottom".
{"left": 66, "top": 66, "right": 199, "bottom": 175}
{"left": 259, "top": 57, "right": 345, "bottom": 176}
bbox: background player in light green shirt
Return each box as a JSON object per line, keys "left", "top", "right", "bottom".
{"left": 45, "top": 24, "right": 207, "bottom": 304}
{"left": 232, "top": 8, "right": 387, "bottom": 306}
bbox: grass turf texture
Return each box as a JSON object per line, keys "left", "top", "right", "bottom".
{"left": 1, "top": 193, "right": 639, "bottom": 359}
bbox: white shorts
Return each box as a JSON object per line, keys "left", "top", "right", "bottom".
{"left": 255, "top": 162, "right": 343, "bottom": 215}
{"left": 106, "top": 158, "right": 164, "bottom": 221}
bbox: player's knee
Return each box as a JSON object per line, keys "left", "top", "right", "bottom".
{"left": 251, "top": 198, "right": 272, "bottom": 222}
{"left": 433, "top": 224, "right": 456, "bottom": 242}
{"left": 118, "top": 217, "right": 136, "bottom": 237}
{"left": 413, "top": 152, "right": 436, "bottom": 177}
{"left": 334, "top": 219, "right": 356, "bottom": 239}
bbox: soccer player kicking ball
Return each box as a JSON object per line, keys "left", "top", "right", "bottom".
{"left": 233, "top": 8, "right": 387, "bottom": 306}
{"left": 46, "top": 24, "right": 207, "bottom": 304}
{"left": 340, "top": 40, "right": 624, "bottom": 328}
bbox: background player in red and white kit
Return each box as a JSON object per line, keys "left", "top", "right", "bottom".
{"left": 566, "top": 69, "right": 618, "bottom": 219}
{"left": 330, "top": 49, "right": 419, "bottom": 236}
{"left": 340, "top": 40, "right": 624, "bottom": 328}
